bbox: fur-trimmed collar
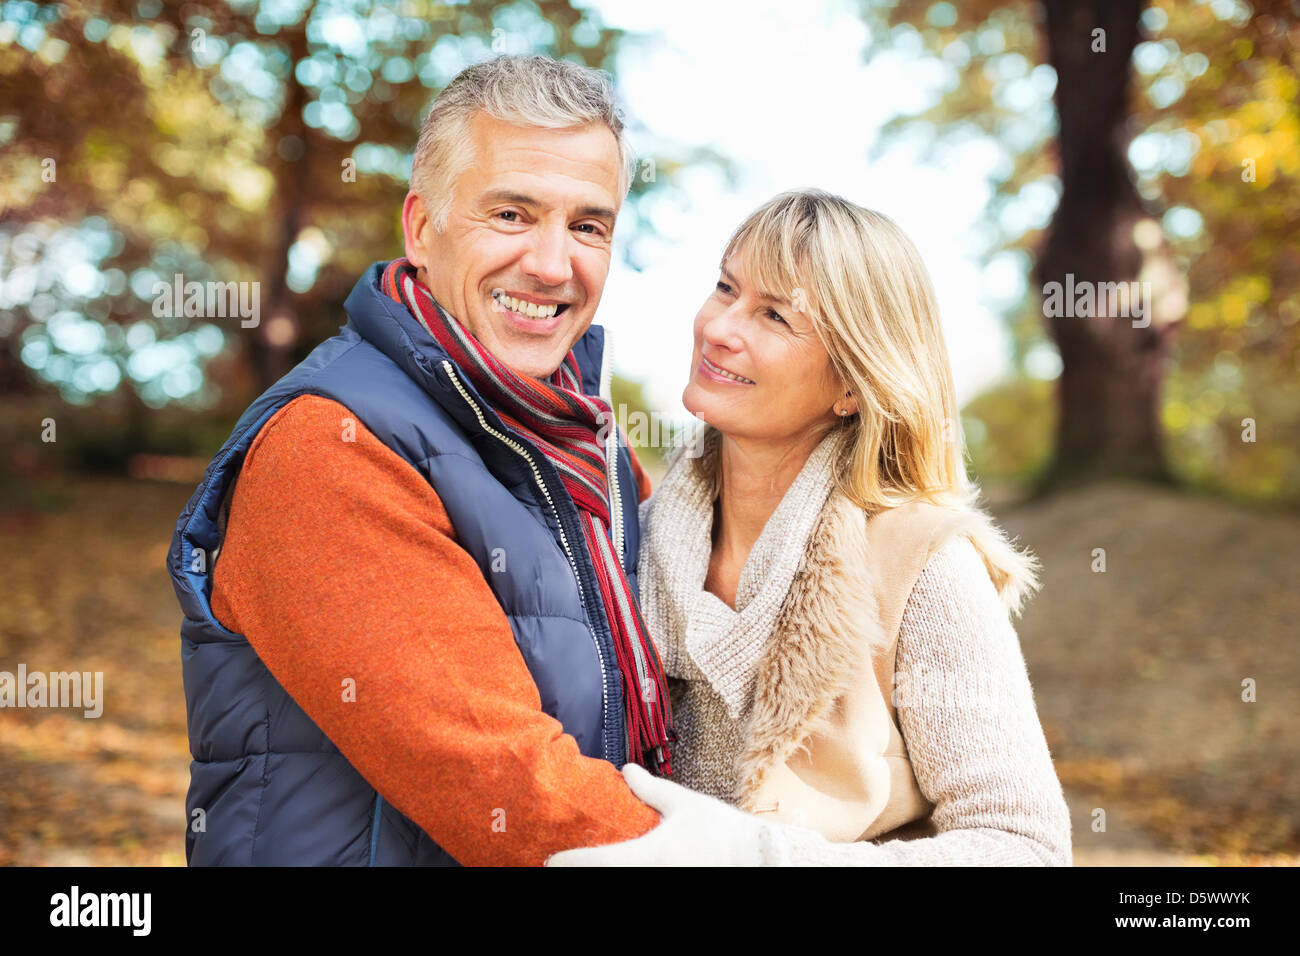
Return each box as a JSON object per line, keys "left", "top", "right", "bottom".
{"left": 640, "top": 424, "right": 1041, "bottom": 805}
{"left": 735, "top": 488, "right": 1041, "bottom": 803}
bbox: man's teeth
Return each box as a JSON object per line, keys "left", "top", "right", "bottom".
{"left": 493, "top": 292, "right": 559, "bottom": 319}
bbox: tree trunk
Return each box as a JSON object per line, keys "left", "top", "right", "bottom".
{"left": 246, "top": 23, "right": 310, "bottom": 392}
{"left": 1036, "top": 0, "right": 1182, "bottom": 489}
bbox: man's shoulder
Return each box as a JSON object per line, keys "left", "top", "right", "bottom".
{"left": 226, "top": 392, "right": 458, "bottom": 545}
{"left": 247, "top": 393, "right": 361, "bottom": 458}
{"left": 240, "top": 393, "right": 431, "bottom": 500}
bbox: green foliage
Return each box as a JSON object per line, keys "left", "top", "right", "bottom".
{"left": 0, "top": 0, "right": 685, "bottom": 412}
{"left": 610, "top": 370, "right": 668, "bottom": 472}
{"left": 961, "top": 377, "right": 1056, "bottom": 487}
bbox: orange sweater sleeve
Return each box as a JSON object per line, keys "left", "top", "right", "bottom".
{"left": 209, "top": 394, "right": 660, "bottom": 866}
{"left": 627, "top": 440, "right": 652, "bottom": 503}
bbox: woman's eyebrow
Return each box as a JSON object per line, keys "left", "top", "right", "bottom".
{"left": 721, "top": 265, "right": 787, "bottom": 304}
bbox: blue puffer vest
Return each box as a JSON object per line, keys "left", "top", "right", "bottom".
{"left": 167, "top": 261, "right": 642, "bottom": 866}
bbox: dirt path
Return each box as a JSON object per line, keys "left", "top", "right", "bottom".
{"left": 995, "top": 481, "right": 1300, "bottom": 866}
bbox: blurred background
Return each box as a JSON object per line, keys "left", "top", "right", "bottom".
{"left": 0, "top": 0, "right": 1296, "bottom": 865}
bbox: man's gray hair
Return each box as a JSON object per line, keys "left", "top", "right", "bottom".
{"left": 412, "top": 54, "right": 635, "bottom": 230}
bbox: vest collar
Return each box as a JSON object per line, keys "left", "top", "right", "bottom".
{"left": 737, "top": 490, "right": 1043, "bottom": 804}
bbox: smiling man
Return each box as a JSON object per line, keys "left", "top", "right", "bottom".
{"left": 404, "top": 108, "right": 621, "bottom": 378}
{"left": 167, "top": 55, "right": 676, "bottom": 866}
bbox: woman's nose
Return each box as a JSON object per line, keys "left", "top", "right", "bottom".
{"left": 701, "top": 304, "right": 745, "bottom": 352}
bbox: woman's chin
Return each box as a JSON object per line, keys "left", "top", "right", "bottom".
{"left": 682, "top": 387, "right": 741, "bottom": 436}
{"left": 681, "top": 384, "right": 717, "bottom": 423}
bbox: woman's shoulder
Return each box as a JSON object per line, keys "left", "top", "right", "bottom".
{"left": 906, "top": 535, "right": 1001, "bottom": 616}
{"left": 863, "top": 496, "right": 1041, "bottom": 619}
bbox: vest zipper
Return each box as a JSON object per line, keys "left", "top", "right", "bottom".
{"left": 597, "top": 338, "right": 632, "bottom": 762}
{"left": 597, "top": 329, "right": 624, "bottom": 562}
{"left": 439, "top": 360, "right": 614, "bottom": 758}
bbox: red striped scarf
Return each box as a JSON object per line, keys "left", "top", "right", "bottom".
{"left": 381, "top": 258, "right": 676, "bottom": 774}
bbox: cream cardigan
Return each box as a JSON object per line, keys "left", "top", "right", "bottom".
{"left": 639, "top": 426, "right": 1073, "bottom": 865}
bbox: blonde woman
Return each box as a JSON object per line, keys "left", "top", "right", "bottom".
{"left": 547, "top": 189, "right": 1072, "bottom": 866}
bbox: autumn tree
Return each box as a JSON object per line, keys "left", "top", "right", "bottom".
{"left": 1, "top": 0, "right": 691, "bottom": 413}
{"left": 862, "top": 0, "right": 1300, "bottom": 499}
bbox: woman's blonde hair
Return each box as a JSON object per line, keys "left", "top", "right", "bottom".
{"left": 701, "top": 188, "right": 978, "bottom": 515}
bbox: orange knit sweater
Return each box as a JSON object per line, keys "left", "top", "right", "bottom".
{"left": 209, "top": 393, "right": 660, "bottom": 866}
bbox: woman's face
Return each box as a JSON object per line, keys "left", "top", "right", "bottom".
{"left": 682, "top": 250, "right": 851, "bottom": 443}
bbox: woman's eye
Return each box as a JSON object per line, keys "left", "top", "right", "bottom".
{"left": 767, "top": 308, "right": 788, "bottom": 324}
{"left": 715, "top": 281, "right": 733, "bottom": 294}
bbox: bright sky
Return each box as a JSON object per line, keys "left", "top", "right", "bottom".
{"left": 584, "top": 0, "right": 1017, "bottom": 423}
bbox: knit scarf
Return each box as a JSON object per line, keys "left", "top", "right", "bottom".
{"left": 380, "top": 258, "right": 677, "bottom": 774}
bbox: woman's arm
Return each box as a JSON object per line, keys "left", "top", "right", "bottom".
{"left": 782, "top": 535, "right": 1073, "bottom": 865}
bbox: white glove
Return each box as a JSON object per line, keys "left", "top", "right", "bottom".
{"left": 544, "top": 763, "right": 806, "bottom": 866}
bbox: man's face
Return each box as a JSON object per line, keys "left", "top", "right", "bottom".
{"left": 402, "top": 111, "right": 623, "bottom": 379}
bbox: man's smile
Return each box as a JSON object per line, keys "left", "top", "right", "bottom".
{"left": 490, "top": 288, "right": 574, "bottom": 335}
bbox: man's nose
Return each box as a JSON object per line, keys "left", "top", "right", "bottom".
{"left": 521, "top": 222, "right": 573, "bottom": 288}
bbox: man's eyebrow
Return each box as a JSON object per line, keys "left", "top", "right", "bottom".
{"left": 480, "top": 189, "right": 537, "bottom": 206}
{"left": 479, "top": 189, "right": 616, "bottom": 223}
{"left": 576, "top": 204, "right": 618, "bottom": 223}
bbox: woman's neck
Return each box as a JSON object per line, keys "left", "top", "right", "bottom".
{"left": 712, "top": 427, "right": 834, "bottom": 564}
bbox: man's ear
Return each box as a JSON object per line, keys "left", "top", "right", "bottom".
{"left": 401, "top": 191, "right": 433, "bottom": 270}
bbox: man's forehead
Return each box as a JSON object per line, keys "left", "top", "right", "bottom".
{"left": 466, "top": 112, "right": 622, "bottom": 200}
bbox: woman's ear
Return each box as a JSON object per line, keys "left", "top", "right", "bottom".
{"left": 833, "top": 386, "right": 859, "bottom": 418}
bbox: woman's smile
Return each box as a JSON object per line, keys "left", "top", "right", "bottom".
{"left": 697, "top": 353, "right": 756, "bottom": 385}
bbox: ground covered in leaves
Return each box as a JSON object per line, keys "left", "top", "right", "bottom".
{"left": 1000, "top": 482, "right": 1299, "bottom": 866}
{"left": 0, "top": 475, "right": 1295, "bottom": 865}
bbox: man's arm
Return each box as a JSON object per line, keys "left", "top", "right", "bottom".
{"left": 210, "top": 394, "right": 660, "bottom": 866}
{"left": 627, "top": 439, "right": 653, "bottom": 502}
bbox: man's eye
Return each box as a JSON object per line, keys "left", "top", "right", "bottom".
{"left": 574, "top": 223, "right": 604, "bottom": 235}
{"left": 497, "top": 211, "right": 521, "bottom": 222}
